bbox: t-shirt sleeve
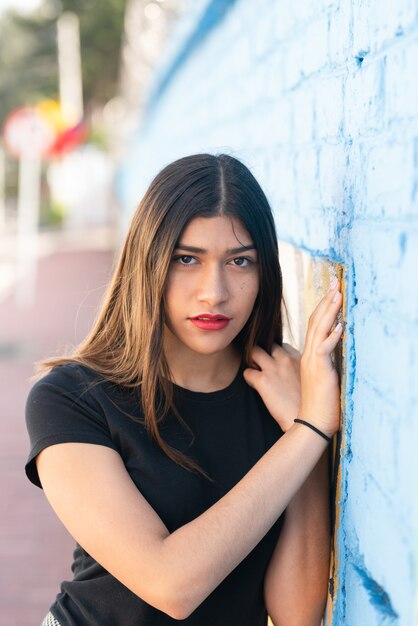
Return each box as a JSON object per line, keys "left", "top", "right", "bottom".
{"left": 25, "top": 364, "right": 119, "bottom": 489}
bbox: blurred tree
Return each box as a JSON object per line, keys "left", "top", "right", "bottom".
{"left": 0, "top": 0, "right": 127, "bottom": 127}
{"left": 0, "top": 10, "right": 57, "bottom": 126}
{"left": 59, "top": 0, "right": 127, "bottom": 114}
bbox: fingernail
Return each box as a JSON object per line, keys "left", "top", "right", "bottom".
{"left": 334, "top": 322, "right": 342, "bottom": 333}
{"left": 328, "top": 276, "right": 338, "bottom": 291}
{"left": 332, "top": 290, "right": 340, "bottom": 302}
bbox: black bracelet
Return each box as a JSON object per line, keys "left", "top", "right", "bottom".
{"left": 294, "top": 418, "right": 332, "bottom": 443}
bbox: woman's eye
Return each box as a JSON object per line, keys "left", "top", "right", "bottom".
{"left": 232, "top": 257, "right": 253, "bottom": 267}
{"left": 173, "top": 255, "right": 196, "bottom": 265}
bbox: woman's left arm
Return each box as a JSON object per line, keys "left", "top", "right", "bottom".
{"left": 264, "top": 445, "right": 331, "bottom": 626}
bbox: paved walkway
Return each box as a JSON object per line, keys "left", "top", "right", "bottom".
{"left": 0, "top": 228, "right": 116, "bottom": 625}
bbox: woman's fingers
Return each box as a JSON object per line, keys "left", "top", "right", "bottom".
{"left": 242, "top": 366, "right": 262, "bottom": 388}
{"left": 304, "top": 279, "right": 342, "bottom": 355}
{"left": 298, "top": 278, "right": 344, "bottom": 437}
{"left": 248, "top": 342, "right": 300, "bottom": 372}
{"left": 307, "top": 279, "right": 340, "bottom": 329}
{"left": 248, "top": 344, "right": 271, "bottom": 370}
{"left": 311, "top": 291, "right": 343, "bottom": 349}
{"left": 244, "top": 341, "right": 303, "bottom": 432}
{"left": 314, "top": 319, "right": 344, "bottom": 358}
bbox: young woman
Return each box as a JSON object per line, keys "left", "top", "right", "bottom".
{"left": 25, "top": 153, "right": 343, "bottom": 626}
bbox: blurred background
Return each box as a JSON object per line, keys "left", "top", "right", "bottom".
{"left": 0, "top": 1, "right": 188, "bottom": 624}
{"left": 1, "top": 1, "right": 418, "bottom": 625}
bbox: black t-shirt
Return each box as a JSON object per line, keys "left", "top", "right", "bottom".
{"left": 25, "top": 362, "right": 285, "bottom": 626}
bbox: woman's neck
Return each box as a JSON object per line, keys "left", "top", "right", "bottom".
{"left": 163, "top": 335, "right": 242, "bottom": 392}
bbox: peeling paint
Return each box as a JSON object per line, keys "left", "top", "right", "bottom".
{"left": 352, "top": 564, "right": 399, "bottom": 620}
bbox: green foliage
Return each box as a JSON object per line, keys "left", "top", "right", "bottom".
{"left": 0, "top": 10, "right": 58, "bottom": 125}
{"left": 0, "top": 0, "right": 127, "bottom": 127}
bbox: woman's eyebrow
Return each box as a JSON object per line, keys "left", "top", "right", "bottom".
{"left": 174, "top": 243, "right": 257, "bottom": 254}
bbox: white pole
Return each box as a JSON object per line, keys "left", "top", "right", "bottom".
{"left": 15, "top": 155, "right": 41, "bottom": 309}
{"left": 57, "top": 12, "right": 83, "bottom": 126}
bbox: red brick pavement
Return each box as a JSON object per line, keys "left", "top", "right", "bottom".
{"left": 0, "top": 240, "right": 116, "bottom": 626}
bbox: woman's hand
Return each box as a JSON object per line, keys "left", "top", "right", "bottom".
{"left": 242, "top": 278, "right": 344, "bottom": 437}
{"left": 242, "top": 342, "right": 302, "bottom": 433}
{"left": 298, "top": 278, "right": 343, "bottom": 438}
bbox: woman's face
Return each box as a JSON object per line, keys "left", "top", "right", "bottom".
{"left": 163, "top": 215, "right": 259, "bottom": 358}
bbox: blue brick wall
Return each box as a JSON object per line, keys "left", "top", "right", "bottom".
{"left": 118, "top": 1, "right": 418, "bottom": 623}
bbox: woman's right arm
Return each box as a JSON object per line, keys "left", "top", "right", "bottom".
{"left": 36, "top": 279, "right": 342, "bottom": 620}
{"left": 37, "top": 420, "right": 329, "bottom": 620}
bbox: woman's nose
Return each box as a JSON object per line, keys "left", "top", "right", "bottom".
{"left": 197, "top": 264, "right": 229, "bottom": 306}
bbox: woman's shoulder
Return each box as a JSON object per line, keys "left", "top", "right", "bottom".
{"left": 29, "top": 362, "right": 143, "bottom": 417}
{"left": 25, "top": 362, "right": 122, "bottom": 489}
{"left": 32, "top": 361, "right": 103, "bottom": 388}
{"left": 26, "top": 362, "right": 111, "bottom": 413}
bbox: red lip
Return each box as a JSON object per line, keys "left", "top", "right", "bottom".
{"left": 189, "top": 313, "right": 231, "bottom": 320}
{"left": 189, "top": 313, "right": 231, "bottom": 330}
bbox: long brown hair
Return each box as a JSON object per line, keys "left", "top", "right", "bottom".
{"left": 32, "top": 153, "right": 285, "bottom": 480}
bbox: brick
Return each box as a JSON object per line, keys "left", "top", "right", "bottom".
{"left": 291, "top": 87, "right": 315, "bottom": 144}
{"left": 314, "top": 76, "right": 344, "bottom": 139}
{"left": 245, "top": 105, "right": 279, "bottom": 150}
{"left": 353, "top": 306, "right": 417, "bottom": 408}
{"left": 352, "top": 222, "right": 418, "bottom": 325}
{"left": 352, "top": 384, "right": 400, "bottom": 493}
{"left": 273, "top": 3, "right": 298, "bottom": 41}
{"left": 300, "top": 16, "right": 330, "bottom": 76}
{"left": 365, "top": 140, "right": 415, "bottom": 218}
{"left": 352, "top": 0, "right": 417, "bottom": 56}
{"left": 274, "top": 209, "right": 309, "bottom": 244}
{"left": 318, "top": 143, "right": 346, "bottom": 207}
{"left": 253, "top": 10, "right": 275, "bottom": 60}
{"left": 272, "top": 97, "right": 292, "bottom": 144}
{"left": 303, "top": 209, "right": 336, "bottom": 250}
{"left": 344, "top": 58, "right": 386, "bottom": 136}
{"left": 232, "top": 68, "right": 258, "bottom": 113}
{"left": 348, "top": 462, "right": 415, "bottom": 618}
{"left": 262, "top": 47, "right": 285, "bottom": 103}
{"left": 294, "top": 147, "right": 320, "bottom": 210}
{"left": 394, "top": 402, "right": 418, "bottom": 505}
{"left": 283, "top": 36, "right": 305, "bottom": 89}
{"left": 271, "top": 148, "right": 296, "bottom": 206}
{"left": 299, "top": 0, "right": 335, "bottom": 17}
{"left": 327, "top": 4, "right": 350, "bottom": 67}
{"left": 385, "top": 39, "right": 418, "bottom": 123}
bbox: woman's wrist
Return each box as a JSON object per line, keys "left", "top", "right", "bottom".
{"left": 285, "top": 421, "right": 331, "bottom": 452}
{"left": 278, "top": 414, "right": 337, "bottom": 440}
{"left": 297, "top": 414, "right": 337, "bottom": 439}
{"left": 293, "top": 418, "right": 333, "bottom": 443}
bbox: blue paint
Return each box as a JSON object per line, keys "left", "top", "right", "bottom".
{"left": 352, "top": 564, "right": 399, "bottom": 619}
{"left": 280, "top": 236, "right": 345, "bottom": 264}
{"left": 332, "top": 254, "right": 358, "bottom": 624}
{"left": 354, "top": 48, "right": 369, "bottom": 68}
{"left": 143, "top": 0, "right": 238, "bottom": 124}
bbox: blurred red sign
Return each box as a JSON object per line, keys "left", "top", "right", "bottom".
{"left": 2, "top": 106, "right": 56, "bottom": 159}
